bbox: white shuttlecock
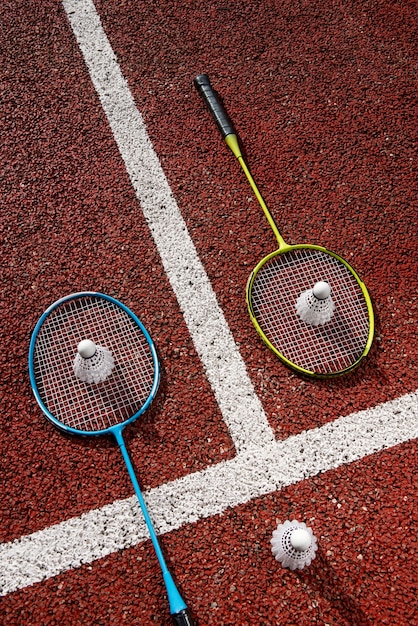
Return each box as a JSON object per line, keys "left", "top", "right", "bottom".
{"left": 296, "top": 281, "right": 335, "bottom": 326}
{"left": 73, "top": 339, "right": 115, "bottom": 384}
{"left": 271, "top": 520, "right": 318, "bottom": 570}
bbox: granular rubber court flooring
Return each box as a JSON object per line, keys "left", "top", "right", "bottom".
{"left": 1, "top": 1, "right": 417, "bottom": 624}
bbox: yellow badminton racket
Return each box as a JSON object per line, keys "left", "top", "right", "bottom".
{"left": 194, "top": 74, "right": 374, "bottom": 378}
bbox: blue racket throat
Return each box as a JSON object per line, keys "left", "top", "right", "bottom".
{"left": 29, "top": 292, "right": 194, "bottom": 625}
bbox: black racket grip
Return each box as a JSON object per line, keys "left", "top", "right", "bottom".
{"left": 194, "top": 74, "right": 235, "bottom": 138}
{"left": 172, "top": 608, "right": 195, "bottom": 625}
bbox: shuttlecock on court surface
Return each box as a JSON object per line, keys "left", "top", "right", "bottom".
{"left": 271, "top": 520, "right": 318, "bottom": 570}
{"left": 73, "top": 339, "right": 115, "bottom": 384}
{"left": 296, "top": 281, "right": 335, "bottom": 326}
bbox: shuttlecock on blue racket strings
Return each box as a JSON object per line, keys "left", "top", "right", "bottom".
{"left": 73, "top": 339, "right": 115, "bottom": 384}
{"left": 296, "top": 281, "right": 335, "bottom": 326}
{"left": 271, "top": 520, "right": 318, "bottom": 570}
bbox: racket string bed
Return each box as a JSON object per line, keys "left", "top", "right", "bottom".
{"left": 250, "top": 249, "right": 370, "bottom": 375}
{"left": 32, "top": 296, "right": 155, "bottom": 432}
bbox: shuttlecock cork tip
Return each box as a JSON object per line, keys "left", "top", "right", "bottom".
{"left": 77, "top": 339, "right": 96, "bottom": 358}
{"left": 290, "top": 528, "right": 312, "bottom": 551}
{"left": 313, "top": 281, "right": 331, "bottom": 300}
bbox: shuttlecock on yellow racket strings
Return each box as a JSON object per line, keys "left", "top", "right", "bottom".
{"left": 271, "top": 520, "right": 318, "bottom": 570}
{"left": 296, "top": 281, "right": 335, "bottom": 326}
{"left": 73, "top": 339, "right": 115, "bottom": 384}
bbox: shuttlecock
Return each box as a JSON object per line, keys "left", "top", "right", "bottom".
{"left": 296, "top": 281, "right": 335, "bottom": 325}
{"left": 271, "top": 520, "right": 318, "bottom": 570}
{"left": 73, "top": 339, "right": 115, "bottom": 384}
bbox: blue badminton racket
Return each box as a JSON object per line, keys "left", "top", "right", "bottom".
{"left": 29, "top": 292, "right": 194, "bottom": 626}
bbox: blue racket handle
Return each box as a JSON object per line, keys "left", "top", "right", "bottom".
{"left": 194, "top": 74, "right": 235, "bottom": 139}
{"left": 172, "top": 608, "right": 195, "bottom": 625}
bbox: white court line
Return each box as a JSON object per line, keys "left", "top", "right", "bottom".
{"left": 2, "top": 0, "right": 416, "bottom": 597}
{"left": 62, "top": 0, "right": 275, "bottom": 453}
{"left": 1, "top": 391, "right": 417, "bottom": 595}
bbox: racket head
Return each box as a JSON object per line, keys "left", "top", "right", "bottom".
{"left": 29, "top": 292, "right": 160, "bottom": 436}
{"left": 246, "top": 245, "right": 374, "bottom": 378}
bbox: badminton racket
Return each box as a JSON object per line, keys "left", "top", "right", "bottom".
{"left": 194, "top": 74, "right": 374, "bottom": 377}
{"left": 29, "top": 292, "right": 194, "bottom": 626}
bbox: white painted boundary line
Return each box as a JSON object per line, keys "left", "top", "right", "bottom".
{"left": 62, "top": 0, "right": 274, "bottom": 453}
{"left": 1, "top": 391, "right": 417, "bottom": 595}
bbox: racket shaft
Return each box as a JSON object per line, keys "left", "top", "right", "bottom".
{"left": 114, "top": 428, "right": 191, "bottom": 620}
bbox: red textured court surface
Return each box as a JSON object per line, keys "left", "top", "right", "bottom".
{"left": 1, "top": 1, "right": 417, "bottom": 624}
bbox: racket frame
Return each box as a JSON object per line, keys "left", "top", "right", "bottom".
{"left": 246, "top": 244, "right": 375, "bottom": 377}
{"left": 29, "top": 291, "right": 160, "bottom": 437}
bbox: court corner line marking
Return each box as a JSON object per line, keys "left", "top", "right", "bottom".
{"left": 1, "top": 390, "right": 417, "bottom": 596}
